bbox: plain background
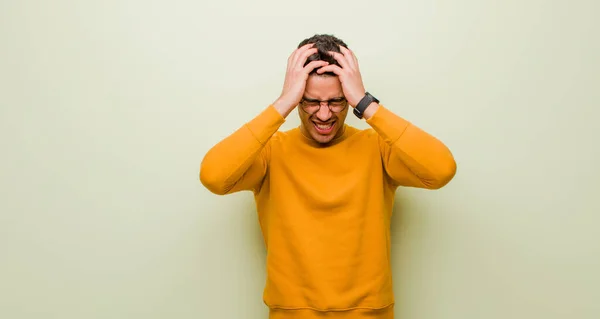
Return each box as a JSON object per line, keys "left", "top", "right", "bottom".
{"left": 1, "top": 0, "right": 599, "bottom": 318}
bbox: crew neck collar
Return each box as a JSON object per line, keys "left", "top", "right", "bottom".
{"left": 297, "top": 124, "right": 350, "bottom": 148}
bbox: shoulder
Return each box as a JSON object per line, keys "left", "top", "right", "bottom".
{"left": 345, "top": 125, "right": 378, "bottom": 140}
{"left": 269, "top": 127, "right": 298, "bottom": 144}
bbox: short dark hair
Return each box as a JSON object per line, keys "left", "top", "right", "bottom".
{"left": 298, "top": 34, "right": 348, "bottom": 76}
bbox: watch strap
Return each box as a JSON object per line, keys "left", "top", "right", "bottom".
{"left": 353, "top": 92, "right": 379, "bottom": 119}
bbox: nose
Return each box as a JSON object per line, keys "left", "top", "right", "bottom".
{"left": 315, "top": 102, "right": 332, "bottom": 121}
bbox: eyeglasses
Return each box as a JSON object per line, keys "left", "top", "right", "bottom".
{"left": 299, "top": 97, "right": 348, "bottom": 115}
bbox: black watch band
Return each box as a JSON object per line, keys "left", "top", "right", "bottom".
{"left": 353, "top": 92, "right": 379, "bottom": 119}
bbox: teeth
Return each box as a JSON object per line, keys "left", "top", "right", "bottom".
{"left": 315, "top": 123, "right": 333, "bottom": 130}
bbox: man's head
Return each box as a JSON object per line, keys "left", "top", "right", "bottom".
{"left": 297, "top": 34, "right": 350, "bottom": 145}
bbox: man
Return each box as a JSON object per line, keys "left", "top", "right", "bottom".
{"left": 200, "top": 34, "right": 456, "bottom": 319}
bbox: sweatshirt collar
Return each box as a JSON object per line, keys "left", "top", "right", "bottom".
{"left": 297, "top": 124, "right": 350, "bottom": 148}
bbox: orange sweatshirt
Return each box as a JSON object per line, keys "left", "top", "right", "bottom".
{"left": 200, "top": 104, "right": 456, "bottom": 318}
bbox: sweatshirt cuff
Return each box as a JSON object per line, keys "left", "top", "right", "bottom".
{"left": 365, "top": 105, "right": 411, "bottom": 144}
{"left": 245, "top": 105, "right": 286, "bottom": 145}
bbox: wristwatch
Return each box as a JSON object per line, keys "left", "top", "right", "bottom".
{"left": 353, "top": 92, "right": 379, "bottom": 119}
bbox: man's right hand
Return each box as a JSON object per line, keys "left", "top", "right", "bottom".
{"left": 273, "top": 43, "right": 329, "bottom": 117}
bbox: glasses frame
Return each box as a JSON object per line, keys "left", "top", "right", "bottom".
{"left": 299, "top": 97, "right": 348, "bottom": 115}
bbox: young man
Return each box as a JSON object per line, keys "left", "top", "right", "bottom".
{"left": 200, "top": 34, "right": 457, "bottom": 319}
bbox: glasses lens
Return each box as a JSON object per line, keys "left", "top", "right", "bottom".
{"left": 329, "top": 99, "right": 346, "bottom": 112}
{"left": 301, "top": 99, "right": 346, "bottom": 113}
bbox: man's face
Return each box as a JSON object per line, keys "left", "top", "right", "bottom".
{"left": 299, "top": 74, "right": 349, "bottom": 144}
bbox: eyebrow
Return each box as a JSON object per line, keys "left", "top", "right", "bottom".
{"left": 302, "top": 96, "right": 345, "bottom": 101}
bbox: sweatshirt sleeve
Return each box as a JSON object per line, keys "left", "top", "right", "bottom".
{"left": 365, "top": 105, "right": 457, "bottom": 189}
{"left": 200, "top": 105, "right": 285, "bottom": 195}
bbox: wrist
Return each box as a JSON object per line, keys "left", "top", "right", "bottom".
{"left": 272, "top": 97, "right": 296, "bottom": 118}
{"left": 362, "top": 102, "right": 380, "bottom": 120}
{"left": 352, "top": 92, "right": 380, "bottom": 119}
{"left": 349, "top": 91, "right": 366, "bottom": 107}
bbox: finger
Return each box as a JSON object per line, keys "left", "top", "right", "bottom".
{"left": 327, "top": 51, "right": 351, "bottom": 70}
{"left": 294, "top": 47, "right": 318, "bottom": 69}
{"left": 288, "top": 43, "right": 314, "bottom": 68}
{"left": 303, "top": 60, "right": 329, "bottom": 74}
{"left": 300, "top": 42, "right": 315, "bottom": 49}
{"left": 316, "top": 64, "right": 343, "bottom": 76}
{"left": 339, "top": 46, "right": 358, "bottom": 69}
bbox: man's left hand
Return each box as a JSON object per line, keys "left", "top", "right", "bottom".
{"left": 316, "top": 46, "right": 367, "bottom": 107}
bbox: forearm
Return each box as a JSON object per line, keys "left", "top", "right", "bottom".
{"left": 366, "top": 105, "right": 457, "bottom": 189}
{"left": 200, "top": 105, "right": 285, "bottom": 194}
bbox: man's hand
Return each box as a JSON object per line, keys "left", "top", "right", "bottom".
{"left": 316, "top": 46, "right": 367, "bottom": 107}
{"left": 273, "top": 43, "right": 329, "bottom": 117}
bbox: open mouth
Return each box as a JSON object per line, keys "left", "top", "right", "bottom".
{"left": 313, "top": 121, "right": 335, "bottom": 135}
